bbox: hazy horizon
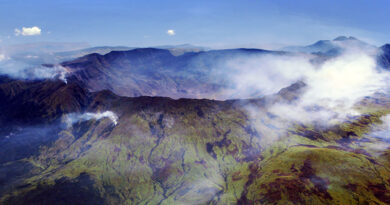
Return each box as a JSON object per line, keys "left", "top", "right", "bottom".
{"left": 1, "top": 0, "right": 390, "bottom": 49}
{"left": 0, "top": 35, "right": 386, "bottom": 52}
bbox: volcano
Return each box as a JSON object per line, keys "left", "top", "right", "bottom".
{"left": 1, "top": 39, "right": 390, "bottom": 204}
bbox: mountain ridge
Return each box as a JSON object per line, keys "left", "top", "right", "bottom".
{"left": 1, "top": 76, "right": 390, "bottom": 204}
{"left": 1, "top": 37, "right": 390, "bottom": 204}
{"left": 59, "top": 47, "right": 280, "bottom": 100}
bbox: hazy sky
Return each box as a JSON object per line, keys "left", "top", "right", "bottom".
{"left": 0, "top": 0, "right": 389, "bottom": 48}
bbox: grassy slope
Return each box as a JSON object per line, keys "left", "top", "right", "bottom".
{"left": 1, "top": 82, "right": 390, "bottom": 204}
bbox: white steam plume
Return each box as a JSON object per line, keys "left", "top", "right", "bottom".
{"left": 65, "top": 111, "right": 119, "bottom": 127}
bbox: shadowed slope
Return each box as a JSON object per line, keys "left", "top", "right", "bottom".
{"left": 0, "top": 77, "right": 389, "bottom": 204}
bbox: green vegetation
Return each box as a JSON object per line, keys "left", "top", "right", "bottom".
{"left": 1, "top": 80, "right": 390, "bottom": 204}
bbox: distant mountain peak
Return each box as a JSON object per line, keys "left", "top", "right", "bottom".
{"left": 312, "top": 40, "right": 331, "bottom": 45}
{"left": 379, "top": 44, "right": 390, "bottom": 69}
{"left": 333, "top": 36, "right": 358, "bottom": 41}
{"left": 309, "top": 40, "right": 333, "bottom": 49}
{"left": 381, "top": 44, "right": 390, "bottom": 50}
{"left": 282, "top": 36, "right": 372, "bottom": 55}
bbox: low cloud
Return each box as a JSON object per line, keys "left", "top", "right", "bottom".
{"left": 14, "top": 26, "right": 41, "bottom": 36}
{"left": 219, "top": 54, "right": 312, "bottom": 98}
{"left": 0, "top": 58, "right": 69, "bottom": 82}
{"left": 167, "top": 29, "right": 175, "bottom": 36}
{"left": 265, "top": 50, "right": 388, "bottom": 126}
{"left": 0, "top": 54, "right": 6, "bottom": 61}
{"left": 358, "top": 114, "right": 390, "bottom": 152}
{"left": 64, "top": 111, "right": 119, "bottom": 127}
{"left": 0, "top": 47, "right": 71, "bottom": 82}
{"left": 208, "top": 43, "right": 390, "bottom": 146}
{"left": 25, "top": 55, "right": 39, "bottom": 59}
{"left": 370, "top": 114, "right": 390, "bottom": 140}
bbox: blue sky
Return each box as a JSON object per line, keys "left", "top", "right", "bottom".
{"left": 0, "top": 0, "right": 389, "bottom": 48}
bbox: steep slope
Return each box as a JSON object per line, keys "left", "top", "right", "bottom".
{"left": 0, "top": 78, "right": 390, "bottom": 204}
{"left": 61, "top": 48, "right": 280, "bottom": 99}
{"left": 379, "top": 44, "right": 390, "bottom": 69}
{"left": 0, "top": 76, "right": 89, "bottom": 125}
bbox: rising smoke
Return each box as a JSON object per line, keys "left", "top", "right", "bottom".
{"left": 64, "top": 111, "right": 119, "bottom": 127}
